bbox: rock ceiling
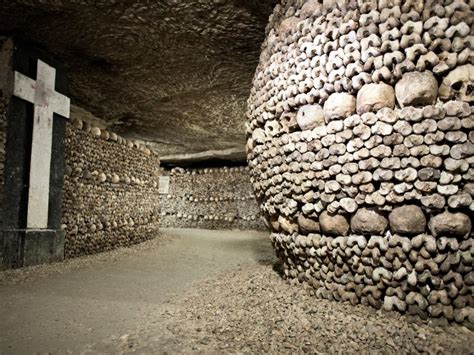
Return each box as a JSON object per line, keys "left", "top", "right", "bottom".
{"left": 0, "top": 0, "right": 277, "bottom": 158}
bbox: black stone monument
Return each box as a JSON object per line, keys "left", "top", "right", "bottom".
{"left": 0, "top": 39, "right": 68, "bottom": 269}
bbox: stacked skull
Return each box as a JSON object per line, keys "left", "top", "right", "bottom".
{"left": 61, "top": 118, "right": 160, "bottom": 257}
{"left": 160, "top": 166, "right": 265, "bottom": 230}
{"left": 247, "top": 0, "right": 473, "bottom": 325}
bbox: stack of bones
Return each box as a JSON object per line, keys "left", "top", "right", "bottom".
{"left": 160, "top": 166, "right": 265, "bottom": 230}
{"left": 61, "top": 118, "right": 161, "bottom": 258}
{"left": 246, "top": 0, "right": 473, "bottom": 324}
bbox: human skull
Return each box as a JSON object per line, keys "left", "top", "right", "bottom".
{"left": 438, "top": 64, "right": 474, "bottom": 103}
{"left": 280, "top": 111, "right": 298, "bottom": 133}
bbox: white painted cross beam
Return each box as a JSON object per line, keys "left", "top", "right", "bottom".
{"left": 13, "top": 59, "right": 70, "bottom": 229}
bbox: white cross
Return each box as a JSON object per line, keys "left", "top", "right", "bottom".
{"left": 13, "top": 59, "right": 70, "bottom": 229}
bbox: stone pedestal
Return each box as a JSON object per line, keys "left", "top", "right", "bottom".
{"left": 1, "top": 229, "right": 65, "bottom": 268}
{"left": 0, "top": 39, "right": 68, "bottom": 269}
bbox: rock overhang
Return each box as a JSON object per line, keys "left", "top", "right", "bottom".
{"left": 0, "top": 0, "right": 278, "bottom": 161}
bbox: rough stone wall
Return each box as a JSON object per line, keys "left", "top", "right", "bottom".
{"left": 0, "top": 97, "right": 6, "bottom": 199}
{"left": 247, "top": 1, "right": 473, "bottom": 324}
{"left": 160, "top": 166, "right": 266, "bottom": 230}
{"left": 0, "top": 38, "right": 11, "bottom": 209}
{"left": 62, "top": 117, "right": 160, "bottom": 258}
{"left": 0, "top": 0, "right": 278, "bottom": 157}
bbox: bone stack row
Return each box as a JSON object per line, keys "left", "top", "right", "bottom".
{"left": 271, "top": 226, "right": 472, "bottom": 323}
{"left": 160, "top": 166, "right": 265, "bottom": 230}
{"left": 62, "top": 118, "right": 161, "bottom": 258}
{"left": 247, "top": 0, "right": 473, "bottom": 325}
{"left": 248, "top": 0, "right": 473, "bottom": 128}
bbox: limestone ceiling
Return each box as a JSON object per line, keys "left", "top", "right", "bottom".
{"left": 0, "top": 0, "right": 277, "bottom": 158}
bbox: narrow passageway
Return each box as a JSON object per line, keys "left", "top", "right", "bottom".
{"left": 1, "top": 0, "right": 473, "bottom": 353}
{"left": 0, "top": 229, "right": 274, "bottom": 354}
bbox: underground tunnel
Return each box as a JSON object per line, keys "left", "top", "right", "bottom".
{"left": 0, "top": 0, "right": 473, "bottom": 353}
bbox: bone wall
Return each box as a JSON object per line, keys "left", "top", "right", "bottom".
{"left": 160, "top": 166, "right": 266, "bottom": 230}
{"left": 61, "top": 117, "right": 161, "bottom": 258}
{"left": 247, "top": 1, "right": 473, "bottom": 325}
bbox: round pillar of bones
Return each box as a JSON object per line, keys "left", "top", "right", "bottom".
{"left": 246, "top": 0, "right": 473, "bottom": 324}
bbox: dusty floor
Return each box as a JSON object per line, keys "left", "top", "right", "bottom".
{"left": 0, "top": 228, "right": 273, "bottom": 354}
{"left": 1, "top": 228, "right": 472, "bottom": 354}
{"left": 90, "top": 263, "right": 473, "bottom": 354}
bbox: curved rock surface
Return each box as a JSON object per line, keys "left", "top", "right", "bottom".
{"left": 0, "top": 0, "right": 277, "bottom": 156}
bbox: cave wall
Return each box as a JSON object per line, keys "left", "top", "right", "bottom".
{"left": 247, "top": 1, "right": 473, "bottom": 324}
{"left": 0, "top": 38, "right": 10, "bottom": 228}
{"left": 0, "top": 0, "right": 278, "bottom": 157}
{"left": 61, "top": 116, "right": 161, "bottom": 258}
{"left": 0, "top": 99, "right": 6, "bottom": 266}
{"left": 160, "top": 166, "right": 266, "bottom": 230}
{"left": 0, "top": 86, "right": 6, "bottom": 208}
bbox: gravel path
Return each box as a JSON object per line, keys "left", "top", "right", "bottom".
{"left": 90, "top": 261, "right": 473, "bottom": 354}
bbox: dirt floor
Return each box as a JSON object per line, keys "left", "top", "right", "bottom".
{"left": 0, "top": 228, "right": 273, "bottom": 354}
{"left": 0, "top": 228, "right": 472, "bottom": 354}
